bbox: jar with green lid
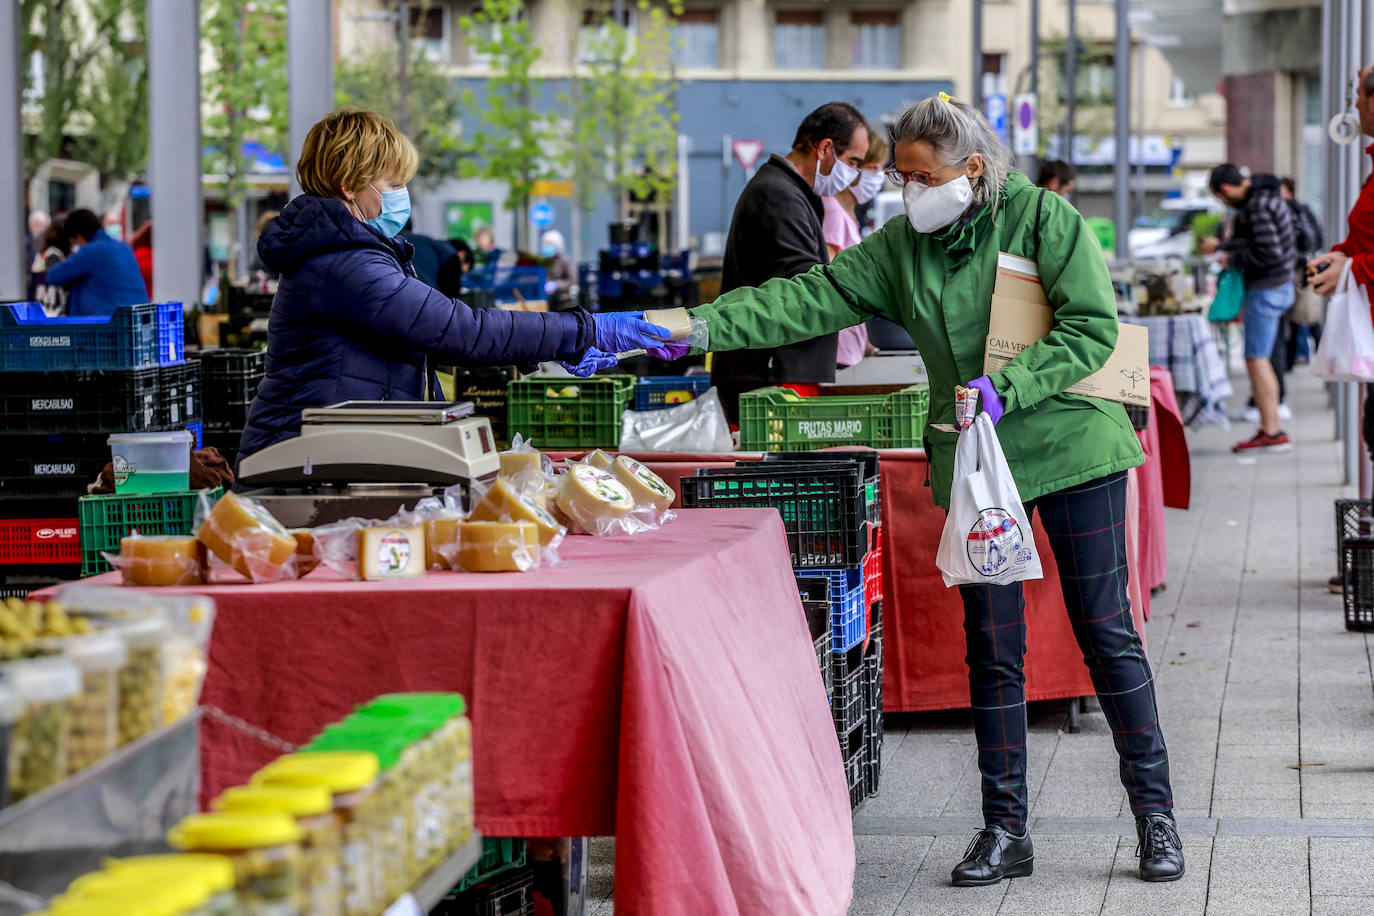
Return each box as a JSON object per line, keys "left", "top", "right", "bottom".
{"left": 215, "top": 784, "right": 342, "bottom": 916}
{"left": 336, "top": 712, "right": 444, "bottom": 872}
{"left": 254, "top": 751, "right": 380, "bottom": 916}
{"left": 62, "top": 868, "right": 213, "bottom": 916}
{"left": 168, "top": 811, "right": 303, "bottom": 915}
{"left": 43, "top": 631, "right": 125, "bottom": 774}
{"left": 111, "top": 615, "right": 168, "bottom": 747}
{"left": 2, "top": 655, "right": 80, "bottom": 801}
{"left": 104, "top": 853, "right": 239, "bottom": 916}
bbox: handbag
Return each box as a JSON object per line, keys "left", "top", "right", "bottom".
{"left": 1312, "top": 261, "right": 1374, "bottom": 382}
{"left": 1208, "top": 268, "right": 1245, "bottom": 323}
{"left": 1289, "top": 267, "right": 1325, "bottom": 326}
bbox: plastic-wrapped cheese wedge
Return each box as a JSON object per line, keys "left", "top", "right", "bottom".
{"left": 584, "top": 449, "right": 614, "bottom": 470}
{"left": 556, "top": 464, "right": 636, "bottom": 534}
{"left": 456, "top": 520, "right": 540, "bottom": 572}
{"left": 610, "top": 456, "right": 676, "bottom": 512}
{"left": 119, "top": 536, "right": 205, "bottom": 586}
{"left": 643, "top": 307, "right": 692, "bottom": 340}
{"left": 469, "top": 479, "right": 566, "bottom": 546}
{"left": 290, "top": 529, "right": 318, "bottom": 576}
{"left": 424, "top": 517, "right": 462, "bottom": 570}
{"left": 356, "top": 525, "right": 427, "bottom": 580}
{"left": 499, "top": 451, "right": 543, "bottom": 479}
{"left": 197, "top": 492, "right": 297, "bottom": 581}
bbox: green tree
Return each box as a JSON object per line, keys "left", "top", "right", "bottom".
{"left": 458, "top": 0, "right": 562, "bottom": 249}
{"left": 73, "top": 0, "right": 150, "bottom": 188}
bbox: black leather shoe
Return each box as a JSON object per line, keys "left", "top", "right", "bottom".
{"left": 950, "top": 826, "right": 1034, "bottom": 886}
{"left": 1136, "top": 813, "right": 1185, "bottom": 882}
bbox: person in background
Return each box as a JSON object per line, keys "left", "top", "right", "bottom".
{"left": 44, "top": 208, "right": 150, "bottom": 317}
{"left": 823, "top": 128, "right": 888, "bottom": 367}
{"left": 473, "top": 225, "right": 497, "bottom": 267}
{"left": 1035, "top": 159, "right": 1076, "bottom": 197}
{"left": 709, "top": 101, "right": 870, "bottom": 422}
{"left": 101, "top": 210, "right": 124, "bottom": 241}
{"left": 129, "top": 222, "right": 154, "bottom": 298}
{"left": 539, "top": 230, "right": 576, "bottom": 307}
{"left": 30, "top": 218, "right": 71, "bottom": 316}
{"left": 250, "top": 210, "right": 282, "bottom": 283}
{"left": 24, "top": 210, "right": 50, "bottom": 299}
{"left": 239, "top": 107, "right": 674, "bottom": 462}
{"left": 1199, "top": 163, "right": 1297, "bottom": 451}
{"left": 398, "top": 219, "right": 464, "bottom": 298}
{"left": 1281, "top": 177, "right": 1324, "bottom": 364}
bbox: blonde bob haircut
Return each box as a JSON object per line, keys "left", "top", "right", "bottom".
{"left": 861, "top": 130, "right": 889, "bottom": 169}
{"left": 296, "top": 107, "right": 419, "bottom": 199}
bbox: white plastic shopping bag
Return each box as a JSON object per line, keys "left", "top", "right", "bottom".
{"left": 1312, "top": 261, "right": 1374, "bottom": 382}
{"left": 935, "top": 413, "right": 1044, "bottom": 588}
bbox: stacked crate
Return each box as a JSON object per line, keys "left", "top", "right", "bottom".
{"left": 194, "top": 348, "right": 266, "bottom": 468}
{"left": 681, "top": 451, "right": 885, "bottom": 808}
{"left": 0, "top": 303, "right": 192, "bottom": 586}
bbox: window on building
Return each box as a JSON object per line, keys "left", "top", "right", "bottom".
{"left": 674, "top": 9, "right": 720, "bottom": 69}
{"left": 409, "top": 4, "right": 449, "bottom": 64}
{"left": 851, "top": 11, "right": 899, "bottom": 70}
{"left": 1057, "top": 45, "right": 1114, "bottom": 106}
{"left": 579, "top": 7, "right": 636, "bottom": 64}
{"left": 774, "top": 10, "right": 825, "bottom": 70}
{"left": 1168, "top": 75, "right": 1193, "bottom": 107}
{"left": 981, "top": 52, "right": 1008, "bottom": 98}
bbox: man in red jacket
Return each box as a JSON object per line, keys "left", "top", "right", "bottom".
{"left": 1309, "top": 64, "right": 1374, "bottom": 293}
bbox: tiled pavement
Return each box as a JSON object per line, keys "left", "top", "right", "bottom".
{"left": 588, "top": 366, "right": 1374, "bottom": 914}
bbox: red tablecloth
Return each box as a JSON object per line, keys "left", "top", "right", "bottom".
{"left": 1135, "top": 368, "right": 1190, "bottom": 601}
{"left": 82, "top": 510, "right": 854, "bottom": 916}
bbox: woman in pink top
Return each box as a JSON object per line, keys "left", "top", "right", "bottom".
{"left": 823, "top": 130, "right": 889, "bottom": 366}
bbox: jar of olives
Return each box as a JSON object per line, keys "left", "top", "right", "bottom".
{"left": 0, "top": 677, "right": 20, "bottom": 810}
{"left": 62, "top": 868, "right": 216, "bottom": 915}
{"left": 167, "top": 811, "right": 304, "bottom": 915}
{"left": 2, "top": 656, "right": 80, "bottom": 802}
{"left": 112, "top": 616, "right": 169, "bottom": 747}
{"left": 47, "top": 632, "right": 125, "bottom": 774}
{"left": 214, "top": 784, "right": 343, "bottom": 916}
{"left": 104, "top": 853, "right": 240, "bottom": 916}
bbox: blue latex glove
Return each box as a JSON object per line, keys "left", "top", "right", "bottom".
{"left": 592, "top": 312, "right": 673, "bottom": 354}
{"left": 560, "top": 347, "right": 619, "bottom": 378}
{"left": 647, "top": 339, "right": 690, "bottom": 361}
{"left": 966, "top": 376, "right": 1005, "bottom": 425}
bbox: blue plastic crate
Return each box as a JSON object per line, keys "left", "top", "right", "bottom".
{"left": 633, "top": 375, "right": 710, "bottom": 411}
{"left": 800, "top": 566, "right": 866, "bottom": 652}
{"left": 465, "top": 266, "right": 547, "bottom": 304}
{"left": 0, "top": 302, "right": 184, "bottom": 371}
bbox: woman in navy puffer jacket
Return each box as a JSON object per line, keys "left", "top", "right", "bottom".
{"left": 240, "top": 108, "right": 676, "bottom": 461}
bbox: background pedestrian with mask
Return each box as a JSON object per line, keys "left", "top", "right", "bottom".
{"left": 709, "top": 102, "right": 869, "bottom": 422}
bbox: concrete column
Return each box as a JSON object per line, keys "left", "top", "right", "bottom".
{"left": 734, "top": 0, "right": 769, "bottom": 71}
{"left": 288, "top": 0, "right": 335, "bottom": 198}
{"left": 0, "top": 0, "right": 23, "bottom": 299}
{"left": 149, "top": 0, "right": 203, "bottom": 307}
{"left": 826, "top": 6, "right": 850, "bottom": 71}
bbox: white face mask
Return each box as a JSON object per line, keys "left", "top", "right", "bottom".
{"left": 903, "top": 174, "right": 974, "bottom": 234}
{"left": 851, "top": 169, "right": 887, "bottom": 205}
{"left": 814, "top": 148, "right": 859, "bottom": 197}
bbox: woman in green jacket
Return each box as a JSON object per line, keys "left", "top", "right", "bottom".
{"left": 689, "top": 96, "right": 1183, "bottom": 886}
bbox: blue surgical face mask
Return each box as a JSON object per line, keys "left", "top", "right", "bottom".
{"left": 364, "top": 184, "right": 410, "bottom": 238}
{"left": 539, "top": 242, "right": 558, "bottom": 258}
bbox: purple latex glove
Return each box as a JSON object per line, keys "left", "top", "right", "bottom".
{"left": 966, "top": 376, "right": 1005, "bottom": 425}
{"left": 560, "top": 347, "right": 619, "bottom": 378}
{"left": 646, "top": 339, "right": 690, "bottom": 361}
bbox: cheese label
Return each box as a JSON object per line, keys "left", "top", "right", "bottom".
{"left": 572, "top": 464, "right": 634, "bottom": 508}
{"left": 376, "top": 529, "right": 413, "bottom": 575}
{"left": 622, "top": 458, "right": 673, "bottom": 499}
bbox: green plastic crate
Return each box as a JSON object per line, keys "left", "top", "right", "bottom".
{"left": 454, "top": 837, "right": 527, "bottom": 892}
{"left": 738, "top": 385, "right": 929, "bottom": 451}
{"left": 78, "top": 487, "right": 223, "bottom": 577}
{"left": 505, "top": 375, "right": 635, "bottom": 449}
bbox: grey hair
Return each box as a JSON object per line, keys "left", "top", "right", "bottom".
{"left": 889, "top": 95, "right": 1014, "bottom": 212}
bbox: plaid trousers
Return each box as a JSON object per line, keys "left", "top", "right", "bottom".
{"left": 958, "top": 471, "right": 1173, "bottom": 832}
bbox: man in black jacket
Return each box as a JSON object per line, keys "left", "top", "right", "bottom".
{"left": 1201, "top": 164, "right": 1297, "bottom": 451}
{"left": 711, "top": 102, "right": 870, "bottom": 422}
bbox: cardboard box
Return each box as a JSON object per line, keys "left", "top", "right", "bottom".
{"left": 983, "top": 253, "right": 1150, "bottom": 406}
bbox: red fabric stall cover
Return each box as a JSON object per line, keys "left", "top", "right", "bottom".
{"left": 81, "top": 510, "right": 855, "bottom": 916}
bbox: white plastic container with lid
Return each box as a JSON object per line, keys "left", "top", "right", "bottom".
{"left": 110, "top": 614, "right": 171, "bottom": 747}
{"left": 48, "top": 631, "right": 127, "bottom": 774}
{"left": 106, "top": 429, "right": 193, "bottom": 494}
{"left": 0, "top": 677, "right": 23, "bottom": 809}
{"left": 2, "top": 655, "right": 81, "bottom": 802}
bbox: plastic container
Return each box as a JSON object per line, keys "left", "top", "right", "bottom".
{"left": 62, "top": 869, "right": 216, "bottom": 915}
{"left": 456, "top": 837, "right": 528, "bottom": 893}
{"left": 863, "top": 636, "right": 884, "bottom": 796}
{"left": 52, "top": 631, "right": 125, "bottom": 773}
{"left": 505, "top": 376, "right": 635, "bottom": 449}
{"left": 156, "top": 361, "right": 202, "bottom": 430}
{"left": 0, "top": 516, "right": 82, "bottom": 565}
{"left": 0, "top": 302, "right": 184, "bottom": 372}
{"left": 78, "top": 487, "right": 223, "bottom": 577}
{"left": 107, "top": 430, "right": 193, "bottom": 495}
{"left": 254, "top": 751, "right": 381, "bottom": 916}
{"left": 761, "top": 450, "right": 882, "bottom": 527}
{"left": 167, "top": 811, "right": 304, "bottom": 914}
{"left": 111, "top": 615, "right": 169, "bottom": 746}
{"left": 737, "top": 383, "right": 929, "bottom": 451}
{"left": 104, "top": 854, "right": 239, "bottom": 916}
{"left": 841, "top": 721, "right": 868, "bottom": 809}
{"left": 2, "top": 655, "right": 80, "bottom": 801}
{"left": 215, "top": 784, "right": 343, "bottom": 916}
{"left": 195, "top": 349, "right": 265, "bottom": 433}
{"left": 0, "top": 677, "right": 20, "bottom": 809}
{"left": 1334, "top": 498, "right": 1374, "bottom": 578}
{"left": 1342, "top": 537, "right": 1374, "bottom": 632}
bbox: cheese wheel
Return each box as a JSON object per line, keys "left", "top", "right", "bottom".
{"left": 290, "top": 529, "right": 319, "bottom": 576}
{"left": 469, "top": 479, "right": 566, "bottom": 546}
{"left": 456, "top": 520, "right": 540, "bottom": 572}
{"left": 424, "top": 517, "right": 462, "bottom": 570}
{"left": 119, "top": 536, "right": 205, "bottom": 587}
{"left": 499, "top": 451, "right": 543, "bottom": 479}
{"left": 584, "top": 449, "right": 614, "bottom": 470}
{"left": 611, "top": 456, "right": 676, "bottom": 512}
{"left": 197, "top": 492, "right": 296, "bottom": 581}
{"left": 643, "top": 307, "right": 692, "bottom": 340}
{"left": 356, "top": 526, "right": 427, "bottom": 580}
{"left": 556, "top": 464, "right": 635, "bottom": 533}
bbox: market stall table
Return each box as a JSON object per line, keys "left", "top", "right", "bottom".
{"left": 87, "top": 509, "right": 854, "bottom": 916}
{"left": 1122, "top": 312, "right": 1233, "bottom": 429}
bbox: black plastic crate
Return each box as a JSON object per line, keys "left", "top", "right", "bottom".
{"left": 436, "top": 864, "right": 535, "bottom": 916}
{"left": 832, "top": 657, "right": 865, "bottom": 735}
{"left": 1125, "top": 403, "right": 1149, "bottom": 431}
{"left": 864, "top": 635, "right": 884, "bottom": 794}
{"left": 841, "top": 721, "right": 867, "bottom": 809}
{"left": 1334, "top": 499, "right": 1374, "bottom": 578}
{"left": 1342, "top": 537, "right": 1374, "bottom": 632}
{"left": 761, "top": 450, "right": 882, "bottom": 527}
{"left": 0, "top": 368, "right": 162, "bottom": 433}
{"left": 156, "top": 361, "right": 202, "bottom": 429}
{"left": 682, "top": 464, "right": 867, "bottom": 567}
{"left": 441, "top": 365, "right": 516, "bottom": 446}
{"left": 196, "top": 348, "right": 264, "bottom": 432}
{"left": 0, "top": 433, "right": 109, "bottom": 498}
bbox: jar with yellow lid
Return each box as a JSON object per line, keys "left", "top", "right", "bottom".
{"left": 61, "top": 869, "right": 212, "bottom": 916}
{"left": 215, "top": 784, "right": 342, "bottom": 916}
{"left": 45, "top": 895, "right": 186, "bottom": 916}
{"left": 167, "top": 811, "right": 303, "bottom": 915}
{"left": 254, "top": 751, "right": 379, "bottom": 916}
{"left": 103, "top": 854, "right": 238, "bottom": 916}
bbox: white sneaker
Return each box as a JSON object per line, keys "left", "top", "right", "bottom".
{"left": 1241, "top": 406, "right": 1260, "bottom": 424}
{"left": 1278, "top": 402, "right": 1292, "bottom": 420}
